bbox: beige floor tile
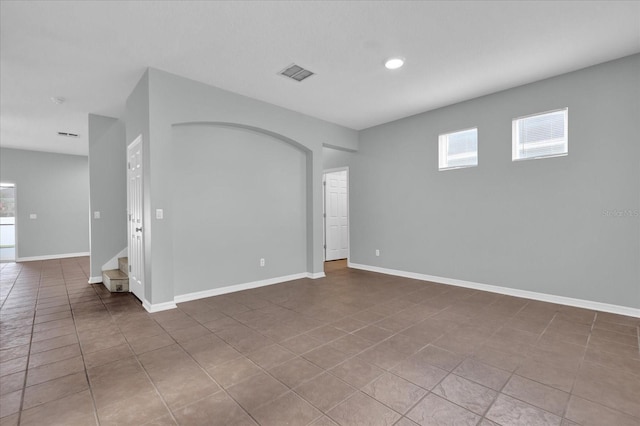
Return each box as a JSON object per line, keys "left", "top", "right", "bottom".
{"left": 226, "top": 372, "right": 289, "bottom": 413}
{"left": 328, "top": 392, "right": 401, "bottom": 426}
{"left": 209, "top": 356, "right": 262, "bottom": 388}
{"left": 295, "top": 372, "right": 356, "bottom": 411}
{"left": 330, "top": 357, "right": 385, "bottom": 389}
{"left": 25, "top": 355, "right": 84, "bottom": 387}
{"left": 252, "top": 391, "right": 322, "bottom": 426}
{"left": 407, "top": 393, "right": 480, "bottom": 426}
{"left": 362, "top": 372, "right": 427, "bottom": 414}
{"left": 453, "top": 358, "right": 511, "bottom": 391}
{"left": 502, "top": 374, "right": 570, "bottom": 416}
{"left": 432, "top": 374, "right": 497, "bottom": 415}
{"left": 22, "top": 371, "right": 88, "bottom": 409}
{"left": 173, "top": 391, "right": 257, "bottom": 426}
{"left": 19, "top": 390, "right": 98, "bottom": 426}
{"left": 485, "top": 394, "right": 561, "bottom": 426}
{"left": 269, "top": 356, "right": 323, "bottom": 388}
{"left": 565, "top": 395, "right": 640, "bottom": 426}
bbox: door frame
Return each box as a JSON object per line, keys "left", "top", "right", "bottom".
{"left": 0, "top": 182, "right": 17, "bottom": 262}
{"left": 322, "top": 167, "right": 350, "bottom": 263}
{"left": 127, "top": 135, "right": 145, "bottom": 300}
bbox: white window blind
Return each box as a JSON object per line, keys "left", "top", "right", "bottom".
{"left": 439, "top": 128, "right": 478, "bottom": 170}
{"left": 513, "top": 108, "right": 568, "bottom": 161}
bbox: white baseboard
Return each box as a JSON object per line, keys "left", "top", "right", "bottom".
{"left": 88, "top": 276, "right": 102, "bottom": 284}
{"left": 17, "top": 252, "right": 90, "bottom": 262}
{"left": 307, "top": 272, "right": 326, "bottom": 279}
{"left": 142, "top": 300, "right": 177, "bottom": 313}
{"left": 175, "top": 272, "right": 310, "bottom": 304}
{"left": 348, "top": 262, "right": 640, "bottom": 319}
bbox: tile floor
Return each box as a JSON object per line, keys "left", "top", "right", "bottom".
{"left": 1, "top": 257, "right": 639, "bottom": 425}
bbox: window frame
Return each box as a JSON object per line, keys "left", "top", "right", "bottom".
{"left": 512, "top": 108, "right": 568, "bottom": 161}
{"left": 438, "top": 127, "right": 479, "bottom": 171}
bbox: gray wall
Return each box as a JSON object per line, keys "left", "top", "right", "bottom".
{"left": 172, "top": 124, "right": 307, "bottom": 294}
{"left": 323, "top": 146, "right": 355, "bottom": 170}
{"left": 88, "top": 114, "right": 126, "bottom": 278}
{"left": 0, "top": 148, "right": 90, "bottom": 259}
{"left": 126, "top": 68, "right": 358, "bottom": 304}
{"left": 352, "top": 54, "right": 640, "bottom": 309}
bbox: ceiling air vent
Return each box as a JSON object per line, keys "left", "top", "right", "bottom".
{"left": 279, "top": 64, "right": 315, "bottom": 82}
{"left": 57, "top": 132, "right": 79, "bottom": 138}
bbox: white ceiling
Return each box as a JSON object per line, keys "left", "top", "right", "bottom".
{"left": 1, "top": 1, "right": 639, "bottom": 156}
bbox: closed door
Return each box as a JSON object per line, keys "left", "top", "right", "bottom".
{"left": 324, "top": 170, "right": 348, "bottom": 261}
{"left": 127, "top": 136, "right": 144, "bottom": 300}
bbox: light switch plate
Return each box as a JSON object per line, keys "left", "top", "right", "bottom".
{"left": 156, "top": 209, "right": 164, "bottom": 220}
{"left": 29, "top": 213, "right": 37, "bottom": 219}
{"left": 93, "top": 211, "right": 101, "bottom": 219}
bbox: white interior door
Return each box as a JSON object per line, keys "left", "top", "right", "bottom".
{"left": 127, "top": 136, "right": 145, "bottom": 300}
{"left": 324, "top": 170, "right": 348, "bottom": 261}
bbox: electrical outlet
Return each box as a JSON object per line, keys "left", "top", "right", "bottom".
{"left": 375, "top": 249, "right": 380, "bottom": 257}
{"left": 260, "top": 258, "right": 265, "bottom": 267}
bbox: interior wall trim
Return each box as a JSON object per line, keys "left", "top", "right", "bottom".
{"left": 307, "top": 272, "right": 326, "bottom": 279}
{"left": 174, "top": 272, "right": 310, "bottom": 304}
{"left": 16, "top": 252, "right": 91, "bottom": 262}
{"left": 348, "top": 262, "right": 640, "bottom": 318}
{"left": 142, "top": 300, "right": 178, "bottom": 313}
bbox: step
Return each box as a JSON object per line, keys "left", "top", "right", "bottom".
{"left": 118, "top": 257, "right": 128, "bottom": 275}
{"left": 102, "top": 269, "right": 129, "bottom": 292}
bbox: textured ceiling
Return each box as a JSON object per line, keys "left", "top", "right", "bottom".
{"left": 1, "top": 1, "right": 639, "bottom": 156}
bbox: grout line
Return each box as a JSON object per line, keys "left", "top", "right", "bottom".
{"left": 560, "top": 310, "right": 596, "bottom": 423}
{"left": 14, "top": 261, "right": 35, "bottom": 426}
{"left": 97, "top": 291, "right": 179, "bottom": 425}
{"left": 64, "top": 257, "right": 103, "bottom": 426}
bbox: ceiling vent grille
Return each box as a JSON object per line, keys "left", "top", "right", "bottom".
{"left": 279, "top": 64, "right": 315, "bottom": 82}
{"left": 57, "top": 132, "right": 79, "bottom": 138}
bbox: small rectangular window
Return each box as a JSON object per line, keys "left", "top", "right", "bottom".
{"left": 438, "top": 128, "right": 478, "bottom": 170}
{"left": 513, "top": 108, "right": 568, "bottom": 161}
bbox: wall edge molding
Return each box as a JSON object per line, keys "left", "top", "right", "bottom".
{"left": 174, "top": 272, "right": 309, "bottom": 304}
{"left": 307, "top": 272, "right": 326, "bottom": 279}
{"left": 142, "top": 300, "right": 177, "bottom": 313}
{"left": 17, "top": 252, "right": 90, "bottom": 262}
{"left": 348, "top": 262, "right": 640, "bottom": 318}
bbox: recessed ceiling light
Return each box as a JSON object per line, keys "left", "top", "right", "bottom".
{"left": 384, "top": 57, "right": 405, "bottom": 70}
{"left": 51, "top": 97, "right": 65, "bottom": 105}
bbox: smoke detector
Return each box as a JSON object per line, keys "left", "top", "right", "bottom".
{"left": 279, "top": 64, "right": 315, "bottom": 82}
{"left": 51, "top": 97, "right": 66, "bottom": 105}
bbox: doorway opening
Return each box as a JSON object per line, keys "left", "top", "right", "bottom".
{"left": 323, "top": 168, "right": 349, "bottom": 271}
{"left": 0, "top": 183, "right": 16, "bottom": 262}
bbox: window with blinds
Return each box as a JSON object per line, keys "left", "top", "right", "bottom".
{"left": 513, "top": 108, "right": 568, "bottom": 161}
{"left": 439, "top": 127, "right": 478, "bottom": 170}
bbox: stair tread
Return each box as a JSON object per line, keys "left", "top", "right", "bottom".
{"left": 104, "top": 269, "right": 128, "bottom": 279}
